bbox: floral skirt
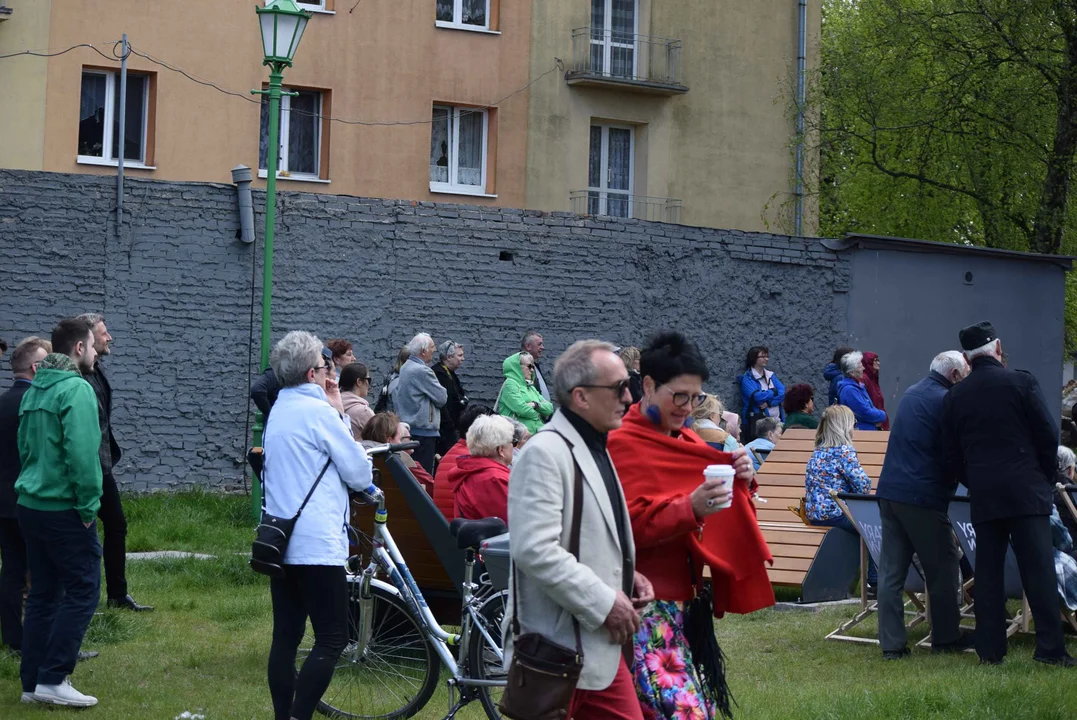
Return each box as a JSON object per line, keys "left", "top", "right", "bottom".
{"left": 631, "top": 600, "right": 716, "bottom": 720}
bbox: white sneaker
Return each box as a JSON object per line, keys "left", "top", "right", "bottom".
{"left": 32, "top": 677, "right": 98, "bottom": 707}
{"left": 20, "top": 691, "right": 37, "bottom": 704}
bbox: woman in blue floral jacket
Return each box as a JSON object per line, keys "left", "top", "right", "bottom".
{"left": 804, "top": 404, "right": 876, "bottom": 585}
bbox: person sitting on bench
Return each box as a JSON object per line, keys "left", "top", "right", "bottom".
{"left": 447, "top": 415, "right": 514, "bottom": 525}
{"left": 805, "top": 405, "right": 877, "bottom": 592}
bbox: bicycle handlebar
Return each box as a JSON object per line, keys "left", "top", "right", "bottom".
{"left": 363, "top": 441, "right": 420, "bottom": 457}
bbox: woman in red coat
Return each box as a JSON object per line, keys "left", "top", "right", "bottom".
{"left": 432, "top": 404, "right": 495, "bottom": 519}
{"left": 608, "top": 332, "right": 773, "bottom": 720}
{"left": 861, "top": 352, "right": 889, "bottom": 430}
{"left": 447, "top": 414, "right": 515, "bottom": 524}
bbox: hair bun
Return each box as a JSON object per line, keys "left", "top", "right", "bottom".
{"left": 644, "top": 330, "right": 686, "bottom": 355}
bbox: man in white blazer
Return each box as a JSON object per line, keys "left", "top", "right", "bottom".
{"left": 506, "top": 339, "right": 654, "bottom": 720}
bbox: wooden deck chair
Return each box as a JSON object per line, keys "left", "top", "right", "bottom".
{"left": 947, "top": 497, "right": 1038, "bottom": 639}
{"left": 824, "top": 491, "right": 928, "bottom": 644}
{"left": 1053, "top": 484, "right": 1077, "bottom": 633}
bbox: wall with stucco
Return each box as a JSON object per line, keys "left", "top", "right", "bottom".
{"left": 0, "top": 0, "right": 52, "bottom": 171}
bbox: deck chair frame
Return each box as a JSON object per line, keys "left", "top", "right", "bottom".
{"left": 1053, "top": 483, "right": 1077, "bottom": 633}
{"left": 824, "top": 490, "right": 928, "bottom": 645}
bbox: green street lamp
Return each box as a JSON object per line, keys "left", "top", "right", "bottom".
{"left": 251, "top": 0, "right": 311, "bottom": 519}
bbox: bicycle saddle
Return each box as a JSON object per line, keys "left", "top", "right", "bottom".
{"left": 449, "top": 517, "right": 507, "bottom": 550}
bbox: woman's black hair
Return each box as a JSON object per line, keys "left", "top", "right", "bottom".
{"left": 831, "top": 345, "right": 855, "bottom": 366}
{"left": 458, "top": 404, "right": 495, "bottom": 437}
{"left": 640, "top": 331, "right": 710, "bottom": 386}
{"left": 744, "top": 346, "right": 769, "bottom": 371}
{"left": 339, "top": 362, "right": 369, "bottom": 392}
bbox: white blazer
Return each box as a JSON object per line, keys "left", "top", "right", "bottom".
{"left": 504, "top": 410, "right": 636, "bottom": 691}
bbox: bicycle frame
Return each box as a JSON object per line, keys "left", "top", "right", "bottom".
{"left": 352, "top": 493, "right": 505, "bottom": 690}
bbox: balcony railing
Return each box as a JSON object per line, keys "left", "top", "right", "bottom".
{"left": 570, "top": 190, "right": 683, "bottom": 224}
{"left": 567, "top": 27, "right": 687, "bottom": 95}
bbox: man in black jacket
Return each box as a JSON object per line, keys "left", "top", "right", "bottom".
{"left": 78, "top": 314, "right": 151, "bottom": 612}
{"left": 0, "top": 337, "right": 50, "bottom": 653}
{"left": 433, "top": 340, "right": 468, "bottom": 456}
{"left": 942, "top": 321, "right": 1072, "bottom": 666}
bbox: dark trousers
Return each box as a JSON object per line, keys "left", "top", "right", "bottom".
{"left": 97, "top": 472, "right": 128, "bottom": 600}
{"left": 877, "top": 499, "right": 962, "bottom": 652}
{"left": 18, "top": 507, "right": 101, "bottom": 691}
{"left": 0, "top": 516, "right": 28, "bottom": 651}
{"left": 974, "top": 515, "right": 1067, "bottom": 662}
{"left": 811, "top": 514, "right": 878, "bottom": 584}
{"left": 412, "top": 436, "right": 437, "bottom": 475}
{"left": 268, "top": 564, "right": 348, "bottom": 720}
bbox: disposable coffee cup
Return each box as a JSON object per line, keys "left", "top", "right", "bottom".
{"left": 703, "top": 464, "right": 735, "bottom": 510}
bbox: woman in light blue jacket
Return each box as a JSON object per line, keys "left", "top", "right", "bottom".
{"left": 263, "top": 331, "right": 374, "bottom": 720}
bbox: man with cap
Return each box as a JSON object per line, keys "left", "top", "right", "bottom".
{"left": 942, "top": 321, "right": 1074, "bottom": 666}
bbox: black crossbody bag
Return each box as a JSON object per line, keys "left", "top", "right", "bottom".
{"left": 499, "top": 431, "right": 585, "bottom": 720}
{"left": 250, "top": 454, "right": 332, "bottom": 579}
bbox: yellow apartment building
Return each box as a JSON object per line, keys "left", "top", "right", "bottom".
{"left": 0, "top": 0, "right": 819, "bottom": 233}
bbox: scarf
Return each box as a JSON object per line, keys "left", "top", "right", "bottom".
{"left": 39, "top": 353, "right": 79, "bottom": 373}
{"left": 608, "top": 404, "right": 775, "bottom": 616}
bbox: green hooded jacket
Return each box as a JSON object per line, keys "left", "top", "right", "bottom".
{"left": 496, "top": 353, "right": 553, "bottom": 434}
{"left": 16, "top": 354, "right": 104, "bottom": 522}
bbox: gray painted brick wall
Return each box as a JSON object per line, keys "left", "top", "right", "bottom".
{"left": 0, "top": 170, "right": 850, "bottom": 490}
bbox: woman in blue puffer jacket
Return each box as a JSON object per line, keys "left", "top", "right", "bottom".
{"left": 835, "top": 350, "right": 887, "bottom": 430}
{"left": 739, "top": 345, "right": 785, "bottom": 442}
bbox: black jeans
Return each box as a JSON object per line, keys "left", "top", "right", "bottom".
{"left": 18, "top": 507, "right": 101, "bottom": 691}
{"left": 269, "top": 564, "right": 348, "bottom": 720}
{"left": 0, "top": 516, "right": 27, "bottom": 651}
{"left": 412, "top": 436, "right": 437, "bottom": 475}
{"left": 97, "top": 472, "right": 129, "bottom": 600}
{"left": 877, "top": 499, "right": 963, "bottom": 652}
{"left": 974, "top": 515, "right": 1066, "bottom": 662}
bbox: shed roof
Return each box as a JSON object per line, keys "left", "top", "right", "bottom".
{"left": 823, "top": 233, "right": 1075, "bottom": 270}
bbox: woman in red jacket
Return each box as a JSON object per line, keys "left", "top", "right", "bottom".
{"left": 432, "top": 404, "right": 495, "bottom": 519}
{"left": 447, "top": 414, "right": 515, "bottom": 524}
{"left": 608, "top": 332, "right": 773, "bottom": 720}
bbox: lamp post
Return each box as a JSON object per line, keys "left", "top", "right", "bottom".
{"left": 251, "top": 0, "right": 311, "bottom": 519}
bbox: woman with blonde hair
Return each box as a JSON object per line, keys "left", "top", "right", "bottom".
{"left": 804, "top": 404, "right": 876, "bottom": 587}
{"left": 690, "top": 394, "right": 739, "bottom": 452}
{"left": 620, "top": 345, "right": 644, "bottom": 403}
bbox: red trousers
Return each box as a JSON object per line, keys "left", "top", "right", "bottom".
{"left": 568, "top": 658, "right": 644, "bottom": 720}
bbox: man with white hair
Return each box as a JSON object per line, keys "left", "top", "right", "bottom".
{"left": 942, "top": 321, "right": 1073, "bottom": 667}
{"left": 875, "top": 350, "right": 972, "bottom": 660}
{"left": 521, "top": 330, "right": 550, "bottom": 402}
{"left": 395, "top": 333, "right": 447, "bottom": 474}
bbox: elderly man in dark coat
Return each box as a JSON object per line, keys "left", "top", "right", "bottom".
{"left": 942, "top": 321, "right": 1074, "bottom": 666}
{"left": 875, "top": 350, "right": 972, "bottom": 660}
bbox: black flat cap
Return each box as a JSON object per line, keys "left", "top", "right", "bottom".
{"left": 959, "top": 321, "right": 997, "bottom": 351}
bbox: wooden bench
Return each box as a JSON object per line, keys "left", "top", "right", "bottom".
{"left": 754, "top": 428, "right": 890, "bottom": 588}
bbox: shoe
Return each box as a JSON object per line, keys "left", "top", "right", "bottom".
{"left": 20, "top": 691, "right": 36, "bottom": 704}
{"left": 78, "top": 650, "right": 100, "bottom": 661}
{"left": 32, "top": 677, "right": 98, "bottom": 707}
{"left": 1034, "top": 654, "right": 1077, "bottom": 667}
{"left": 883, "top": 646, "right": 911, "bottom": 661}
{"left": 932, "top": 631, "right": 976, "bottom": 654}
{"left": 866, "top": 583, "right": 878, "bottom": 600}
{"left": 107, "top": 594, "right": 153, "bottom": 611}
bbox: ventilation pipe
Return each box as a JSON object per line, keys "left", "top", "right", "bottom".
{"left": 233, "top": 165, "right": 256, "bottom": 244}
{"left": 794, "top": 0, "right": 807, "bottom": 236}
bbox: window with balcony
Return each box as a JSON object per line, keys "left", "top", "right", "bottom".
{"left": 430, "top": 105, "right": 489, "bottom": 195}
{"left": 587, "top": 124, "right": 633, "bottom": 217}
{"left": 590, "top": 0, "right": 637, "bottom": 78}
{"left": 78, "top": 69, "right": 154, "bottom": 167}
{"left": 259, "top": 88, "right": 330, "bottom": 182}
{"left": 436, "top": 0, "right": 489, "bottom": 30}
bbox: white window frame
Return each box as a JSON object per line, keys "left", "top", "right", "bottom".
{"left": 588, "top": 123, "right": 634, "bottom": 217}
{"left": 590, "top": 0, "right": 639, "bottom": 78}
{"left": 259, "top": 89, "right": 324, "bottom": 182}
{"left": 435, "top": 0, "right": 493, "bottom": 32}
{"left": 283, "top": 0, "right": 334, "bottom": 15}
{"left": 429, "top": 105, "right": 490, "bottom": 197}
{"left": 76, "top": 69, "right": 151, "bottom": 168}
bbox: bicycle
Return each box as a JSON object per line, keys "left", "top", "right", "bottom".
{"left": 297, "top": 442, "right": 510, "bottom": 719}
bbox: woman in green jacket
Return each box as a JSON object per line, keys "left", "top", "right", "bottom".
{"left": 496, "top": 352, "right": 553, "bottom": 434}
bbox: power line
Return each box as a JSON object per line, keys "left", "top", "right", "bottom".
{"left": 0, "top": 42, "right": 122, "bottom": 62}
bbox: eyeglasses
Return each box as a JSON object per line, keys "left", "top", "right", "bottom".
{"left": 312, "top": 364, "right": 330, "bottom": 374}
{"left": 523, "top": 364, "right": 535, "bottom": 370}
{"left": 659, "top": 385, "right": 707, "bottom": 408}
{"left": 576, "top": 379, "right": 632, "bottom": 397}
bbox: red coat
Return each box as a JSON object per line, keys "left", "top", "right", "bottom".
{"left": 862, "top": 352, "right": 890, "bottom": 430}
{"left": 433, "top": 439, "right": 468, "bottom": 520}
{"left": 447, "top": 455, "right": 511, "bottom": 525}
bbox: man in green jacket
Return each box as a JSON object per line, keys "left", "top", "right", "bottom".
{"left": 16, "top": 317, "right": 103, "bottom": 708}
{"left": 497, "top": 352, "right": 553, "bottom": 434}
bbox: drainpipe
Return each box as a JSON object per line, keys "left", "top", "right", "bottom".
{"left": 116, "top": 33, "right": 128, "bottom": 237}
{"left": 232, "top": 165, "right": 255, "bottom": 243}
{"left": 794, "top": 0, "right": 806, "bottom": 236}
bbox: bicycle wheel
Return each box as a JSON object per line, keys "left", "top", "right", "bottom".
{"left": 467, "top": 589, "right": 508, "bottom": 720}
{"left": 296, "top": 583, "right": 440, "bottom": 719}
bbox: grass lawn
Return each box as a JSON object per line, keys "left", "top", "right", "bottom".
{"left": 1, "top": 491, "right": 1075, "bottom": 719}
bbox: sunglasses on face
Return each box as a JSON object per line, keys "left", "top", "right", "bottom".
{"left": 576, "top": 379, "right": 632, "bottom": 397}
{"left": 312, "top": 364, "right": 330, "bottom": 374}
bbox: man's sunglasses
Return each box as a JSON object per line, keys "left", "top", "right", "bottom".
{"left": 311, "top": 363, "right": 331, "bottom": 374}
{"left": 575, "top": 379, "right": 632, "bottom": 397}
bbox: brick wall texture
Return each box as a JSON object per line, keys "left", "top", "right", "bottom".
{"left": 0, "top": 170, "right": 851, "bottom": 490}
